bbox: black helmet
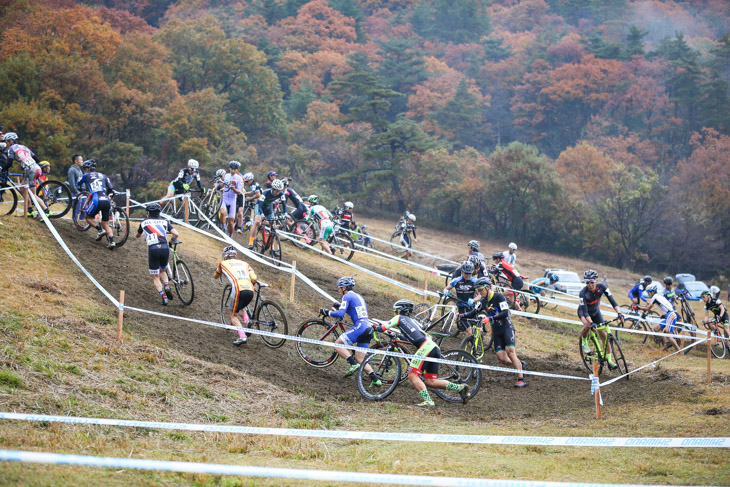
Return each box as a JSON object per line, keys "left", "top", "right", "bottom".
{"left": 468, "top": 240, "right": 480, "bottom": 251}
{"left": 663, "top": 276, "right": 673, "bottom": 285}
{"left": 82, "top": 159, "right": 97, "bottom": 170}
{"left": 393, "top": 299, "right": 415, "bottom": 316}
{"left": 643, "top": 275, "right": 653, "bottom": 284}
{"left": 474, "top": 277, "right": 491, "bottom": 289}
{"left": 145, "top": 203, "right": 161, "bottom": 215}
{"left": 492, "top": 252, "right": 504, "bottom": 260}
{"left": 461, "top": 261, "right": 475, "bottom": 274}
{"left": 584, "top": 269, "right": 598, "bottom": 281}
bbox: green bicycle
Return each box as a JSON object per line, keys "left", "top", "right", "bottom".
{"left": 579, "top": 317, "right": 629, "bottom": 378}
{"left": 165, "top": 239, "right": 195, "bottom": 305}
{"left": 459, "top": 315, "right": 493, "bottom": 361}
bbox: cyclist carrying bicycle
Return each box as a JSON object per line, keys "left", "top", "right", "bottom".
{"left": 280, "top": 178, "right": 307, "bottom": 227}
{"left": 221, "top": 161, "right": 243, "bottom": 237}
{"left": 628, "top": 275, "right": 653, "bottom": 308}
{"left": 701, "top": 290, "right": 729, "bottom": 341}
{"left": 579, "top": 270, "right": 624, "bottom": 368}
{"left": 242, "top": 172, "right": 262, "bottom": 231}
{"left": 135, "top": 203, "right": 179, "bottom": 305}
{"left": 319, "top": 277, "right": 380, "bottom": 385}
{"left": 2, "top": 132, "right": 51, "bottom": 217}
{"left": 444, "top": 260, "right": 478, "bottom": 336}
{"left": 642, "top": 283, "right": 680, "bottom": 351}
{"left": 490, "top": 252, "right": 524, "bottom": 312}
{"left": 163, "top": 159, "right": 204, "bottom": 201}
{"left": 77, "top": 159, "right": 116, "bottom": 248}
{"left": 463, "top": 277, "right": 527, "bottom": 387}
{"left": 305, "top": 195, "right": 334, "bottom": 255}
{"left": 248, "top": 179, "right": 284, "bottom": 249}
{"left": 372, "top": 300, "right": 469, "bottom": 407}
{"left": 399, "top": 212, "right": 417, "bottom": 260}
{"left": 215, "top": 245, "right": 258, "bottom": 346}
{"left": 332, "top": 201, "right": 354, "bottom": 230}
{"left": 529, "top": 273, "right": 559, "bottom": 296}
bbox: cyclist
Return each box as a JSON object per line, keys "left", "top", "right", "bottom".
{"left": 319, "top": 277, "right": 380, "bottom": 385}
{"left": 221, "top": 161, "right": 243, "bottom": 237}
{"left": 701, "top": 289, "right": 729, "bottom": 341}
{"left": 529, "top": 273, "right": 559, "bottom": 296}
{"left": 306, "top": 195, "right": 334, "bottom": 254}
{"left": 214, "top": 245, "right": 258, "bottom": 345}
{"left": 135, "top": 203, "right": 179, "bottom": 305}
{"left": 2, "top": 132, "right": 51, "bottom": 217}
{"left": 37, "top": 161, "right": 50, "bottom": 183}
{"left": 372, "top": 300, "right": 469, "bottom": 407}
{"left": 450, "top": 254, "right": 486, "bottom": 281}
{"left": 628, "top": 276, "right": 653, "bottom": 309}
{"left": 400, "top": 212, "right": 417, "bottom": 260}
{"left": 467, "top": 240, "right": 486, "bottom": 264}
{"left": 242, "top": 172, "right": 261, "bottom": 231}
{"left": 463, "top": 277, "right": 527, "bottom": 387}
{"left": 662, "top": 277, "right": 677, "bottom": 307}
{"left": 338, "top": 201, "right": 354, "bottom": 230}
{"left": 359, "top": 224, "right": 373, "bottom": 248}
{"left": 503, "top": 242, "right": 517, "bottom": 265}
{"left": 444, "top": 260, "right": 478, "bottom": 337}
{"left": 578, "top": 270, "right": 625, "bottom": 368}
{"left": 490, "top": 252, "right": 524, "bottom": 311}
{"left": 163, "top": 159, "right": 203, "bottom": 201}
{"left": 642, "top": 283, "right": 680, "bottom": 351}
{"left": 77, "top": 159, "right": 116, "bottom": 248}
{"left": 280, "top": 178, "right": 307, "bottom": 228}
{"left": 233, "top": 165, "right": 246, "bottom": 234}
{"left": 264, "top": 170, "right": 277, "bottom": 189}
{"left": 249, "top": 179, "right": 284, "bottom": 249}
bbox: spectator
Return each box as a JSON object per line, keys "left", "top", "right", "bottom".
{"left": 503, "top": 242, "right": 517, "bottom": 265}
{"left": 67, "top": 154, "right": 83, "bottom": 196}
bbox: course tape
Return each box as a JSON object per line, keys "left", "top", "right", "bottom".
{"left": 124, "top": 305, "right": 588, "bottom": 381}
{"left": 1, "top": 413, "right": 727, "bottom": 448}
{"left": 4, "top": 450, "right": 715, "bottom": 487}
{"left": 347, "top": 226, "right": 458, "bottom": 265}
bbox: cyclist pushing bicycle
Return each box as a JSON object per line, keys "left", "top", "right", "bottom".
{"left": 162, "top": 159, "right": 204, "bottom": 201}
{"left": 215, "top": 246, "right": 257, "bottom": 346}
{"left": 701, "top": 290, "right": 729, "bottom": 341}
{"left": 135, "top": 203, "right": 179, "bottom": 305}
{"left": 248, "top": 179, "right": 284, "bottom": 250}
{"left": 579, "top": 270, "right": 624, "bottom": 368}
{"left": 443, "top": 260, "right": 478, "bottom": 336}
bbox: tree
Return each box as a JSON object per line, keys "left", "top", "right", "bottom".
{"left": 376, "top": 38, "right": 429, "bottom": 116}
{"left": 431, "top": 78, "right": 485, "bottom": 149}
{"left": 625, "top": 26, "right": 649, "bottom": 57}
{"left": 411, "top": 0, "right": 490, "bottom": 44}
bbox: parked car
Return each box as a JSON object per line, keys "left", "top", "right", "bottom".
{"left": 544, "top": 268, "right": 583, "bottom": 297}
{"left": 675, "top": 273, "right": 695, "bottom": 283}
{"left": 680, "top": 281, "right": 709, "bottom": 301}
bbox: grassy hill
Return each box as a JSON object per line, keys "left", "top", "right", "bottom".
{"left": 0, "top": 214, "right": 728, "bottom": 486}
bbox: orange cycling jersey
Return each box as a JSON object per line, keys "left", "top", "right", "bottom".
{"left": 214, "top": 259, "right": 257, "bottom": 293}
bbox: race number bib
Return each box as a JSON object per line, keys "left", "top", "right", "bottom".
{"left": 499, "top": 301, "right": 509, "bottom": 311}
{"left": 355, "top": 305, "right": 368, "bottom": 319}
{"left": 236, "top": 269, "right": 249, "bottom": 280}
{"left": 145, "top": 233, "right": 159, "bottom": 246}
{"left": 89, "top": 179, "right": 104, "bottom": 192}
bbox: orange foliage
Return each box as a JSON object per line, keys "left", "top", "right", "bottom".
{"left": 279, "top": 0, "right": 356, "bottom": 53}
{"left": 289, "top": 50, "right": 352, "bottom": 93}
{"left": 555, "top": 143, "right": 620, "bottom": 201}
{"left": 541, "top": 55, "right": 628, "bottom": 108}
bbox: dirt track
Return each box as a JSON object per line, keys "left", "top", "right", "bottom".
{"left": 51, "top": 219, "right": 698, "bottom": 421}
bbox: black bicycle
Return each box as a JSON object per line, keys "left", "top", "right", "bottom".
{"left": 72, "top": 190, "right": 130, "bottom": 247}
{"left": 0, "top": 170, "right": 72, "bottom": 218}
{"left": 221, "top": 281, "right": 288, "bottom": 348}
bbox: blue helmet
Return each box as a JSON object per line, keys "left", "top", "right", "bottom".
{"left": 548, "top": 272, "right": 559, "bottom": 284}
{"left": 337, "top": 276, "right": 355, "bottom": 290}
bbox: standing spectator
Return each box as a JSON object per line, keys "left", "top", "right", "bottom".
{"left": 67, "top": 154, "right": 84, "bottom": 196}
{"left": 503, "top": 242, "right": 517, "bottom": 265}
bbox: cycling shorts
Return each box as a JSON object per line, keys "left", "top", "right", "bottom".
{"left": 168, "top": 181, "right": 188, "bottom": 194}
{"left": 511, "top": 276, "right": 524, "bottom": 291}
{"left": 236, "top": 193, "right": 243, "bottom": 209}
{"left": 340, "top": 320, "right": 373, "bottom": 347}
{"left": 579, "top": 308, "right": 604, "bottom": 325}
{"left": 408, "top": 340, "right": 440, "bottom": 378}
{"left": 86, "top": 197, "right": 110, "bottom": 222}
{"left": 319, "top": 219, "right": 334, "bottom": 240}
{"left": 222, "top": 198, "right": 236, "bottom": 218}
{"left": 225, "top": 288, "right": 254, "bottom": 313}
{"left": 255, "top": 201, "right": 275, "bottom": 220}
{"left": 148, "top": 246, "right": 170, "bottom": 275}
{"left": 491, "top": 322, "right": 516, "bottom": 352}
{"left": 24, "top": 164, "right": 42, "bottom": 188}
{"left": 658, "top": 310, "right": 678, "bottom": 334}
{"left": 290, "top": 204, "right": 306, "bottom": 220}
{"left": 400, "top": 232, "right": 411, "bottom": 248}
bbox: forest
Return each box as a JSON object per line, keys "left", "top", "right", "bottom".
{"left": 0, "top": 0, "right": 728, "bottom": 280}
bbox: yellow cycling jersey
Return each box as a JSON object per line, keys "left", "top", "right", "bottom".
{"left": 214, "top": 259, "right": 257, "bottom": 293}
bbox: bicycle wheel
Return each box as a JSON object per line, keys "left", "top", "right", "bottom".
{"left": 253, "top": 225, "right": 266, "bottom": 254}
{"left": 579, "top": 334, "right": 604, "bottom": 376}
{"left": 254, "top": 300, "right": 288, "bottom": 348}
{"left": 525, "top": 293, "right": 541, "bottom": 315}
{"left": 0, "top": 186, "right": 18, "bottom": 216}
{"left": 459, "top": 334, "right": 480, "bottom": 360}
{"left": 172, "top": 259, "right": 194, "bottom": 305}
{"left": 623, "top": 315, "right": 649, "bottom": 344}
{"left": 290, "top": 220, "right": 314, "bottom": 249}
{"left": 433, "top": 349, "right": 481, "bottom": 403}
{"left": 221, "top": 284, "right": 233, "bottom": 325}
{"left": 110, "top": 207, "right": 130, "bottom": 247}
{"left": 37, "top": 180, "right": 71, "bottom": 218}
{"left": 295, "top": 320, "right": 339, "bottom": 367}
{"left": 710, "top": 330, "right": 727, "bottom": 359}
{"left": 356, "top": 352, "right": 401, "bottom": 401}
{"left": 608, "top": 335, "right": 629, "bottom": 379}
{"left": 72, "top": 194, "right": 91, "bottom": 231}
{"left": 269, "top": 232, "right": 282, "bottom": 265}
{"left": 390, "top": 231, "right": 404, "bottom": 254}
{"left": 332, "top": 233, "right": 355, "bottom": 261}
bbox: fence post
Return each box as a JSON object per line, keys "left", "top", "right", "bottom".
{"left": 125, "top": 189, "right": 130, "bottom": 218}
{"left": 290, "top": 261, "right": 296, "bottom": 304}
{"left": 117, "top": 290, "right": 125, "bottom": 342}
{"left": 706, "top": 333, "right": 712, "bottom": 384}
{"left": 593, "top": 360, "right": 601, "bottom": 419}
{"left": 183, "top": 193, "right": 189, "bottom": 224}
{"left": 22, "top": 183, "right": 28, "bottom": 217}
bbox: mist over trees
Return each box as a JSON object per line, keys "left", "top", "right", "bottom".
{"left": 1, "top": 0, "right": 729, "bottom": 280}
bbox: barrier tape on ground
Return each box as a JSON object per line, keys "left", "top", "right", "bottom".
{"left": 1, "top": 413, "right": 727, "bottom": 448}
{"left": 124, "top": 304, "right": 588, "bottom": 381}
{"left": 346, "top": 226, "right": 458, "bottom": 265}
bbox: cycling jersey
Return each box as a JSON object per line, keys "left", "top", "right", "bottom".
{"left": 578, "top": 283, "right": 618, "bottom": 322}
{"left": 247, "top": 181, "right": 262, "bottom": 201}
{"left": 628, "top": 281, "right": 648, "bottom": 302}
{"left": 7, "top": 143, "right": 38, "bottom": 170}
{"left": 137, "top": 217, "right": 173, "bottom": 274}
{"left": 464, "top": 291, "right": 511, "bottom": 326}
{"left": 214, "top": 259, "right": 257, "bottom": 293}
{"left": 448, "top": 276, "right": 477, "bottom": 309}
{"left": 494, "top": 259, "right": 520, "bottom": 282}
{"left": 379, "top": 315, "right": 430, "bottom": 349}
{"left": 171, "top": 167, "right": 203, "bottom": 192}
{"left": 337, "top": 209, "right": 353, "bottom": 229}
{"left": 649, "top": 293, "right": 674, "bottom": 317}
{"left": 281, "top": 188, "right": 306, "bottom": 220}
{"left": 256, "top": 188, "right": 281, "bottom": 219}
{"left": 663, "top": 287, "right": 677, "bottom": 307}
{"left": 77, "top": 171, "right": 113, "bottom": 221}
{"left": 329, "top": 291, "right": 369, "bottom": 327}
{"left": 705, "top": 297, "right": 729, "bottom": 322}
{"left": 502, "top": 251, "right": 516, "bottom": 265}
{"left": 530, "top": 277, "right": 550, "bottom": 294}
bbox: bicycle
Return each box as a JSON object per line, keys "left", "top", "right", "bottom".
{"left": 414, "top": 292, "right": 459, "bottom": 338}
{"left": 295, "top": 312, "right": 353, "bottom": 367}
{"left": 196, "top": 179, "right": 223, "bottom": 230}
{"left": 0, "top": 170, "right": 72, "bottom": 218}
{"left": 703, "top": 317, "right": 729, "bottom": 359}
{"left": 327, "top": 222, "right": 355, "bottom": 261}
{"left": 221, "top": 281, "right": 288, "bottom": 348}
{"left": 673, "top": 291, "right": 698, "bottom": 353}
{"left": 459, "top": 315, "right": 493, "bottom": 361}
{"left": 253, "top": 216, "right": 284, "bottom": 265}
{"left": 161, "top": 190, "right": 202, "bottom": 224}
{"left": 71, "top": 190, "right": 130, "bottom": 247}
{"left": 390, "top": 217, "right": 414, "bottom": 256}
{"left": 620, "top": 306, "right": 660, "bottom": 344}
{"left": 579, "top": 317, "right": 629, "bottom": 378}
{"left": 488, "top": 269, "right": 540, "bottom": 315}
{"left": 165, "top": 239, "right": 195, "bottom": 305}
{"left": 355, "top": 330, "right": 481, "bottom": 403}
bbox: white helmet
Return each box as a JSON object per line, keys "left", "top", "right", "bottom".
{"left": 407, "top": 213, "right": 416, "bottom": 222}
{"left": 243, "top": 172, "right": 254, "bottom": 182}
{"left": 508, "top": 242, "right": 517, "bottom": 250}
{"left": 647, "top": 283, "right": 660, "bottom": 294}
{"left": 344, "top": 201, "right": 354, "bottom": 210}
{"left": 187, "top": 159, "right": 199, "bottom": 169}
{"left": 3, "top": 132, "right": 18, "bottom": 142}
{"left": 271, "top": 179, "right": 284, "bottom": 190}
{"left": 215, "top": 168, "right": 226, "bottom": 178}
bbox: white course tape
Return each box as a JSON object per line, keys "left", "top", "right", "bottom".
{"left": 128, "top": 193, "right": 185, "bottom": 209}
{"left": 348, "top": 226, "right": 458, "bottom": 265}
{"left": 4, "top": 449, "right": 714, "bottom": 486}
{"left": 1, "top": 413, "right": 727, "bottom": 448}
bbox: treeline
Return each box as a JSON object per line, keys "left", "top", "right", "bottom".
{"left": 0, "top": 0, "right": 728, "bottom": 281}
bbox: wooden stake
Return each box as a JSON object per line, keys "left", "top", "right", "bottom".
{"left": 290, "top": 260, "right": 296, "bottom": 303}
{"left": 117, "top": 290, "right": 125, "bottom": 342}
{"left": 125, "top": 189, "right": 130, "bottom": 218}
{"left": 183, "top": 193, "right": 189, "bottom": 224}
{"left": 22, "top": 184, "right": 28, "bottom": 217}
{"left": 593, "top": 360, "right": 602, "bottom": 419}
{"left": 706, "top": 333, "right": 712, "bottom": 384}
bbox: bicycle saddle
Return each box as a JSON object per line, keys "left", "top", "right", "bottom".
{"left": 170, "top": 239, "right": 182, "bottom": 245}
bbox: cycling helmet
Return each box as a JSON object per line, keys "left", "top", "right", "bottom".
{"left": 2, "top": 132, "right": 18, "bottom": 142}
{"left": 282, "top": 178, "right": 289, "bottom": 186}
{"left": 474, "top": 277, "right": 491, "bottom": 289}
{"left": 646, "top": 283, "right": 659, "bottom": 294}
{"left": 509, "top": 242, "right": 517, "bottom": 250}
{"left": 393, "top": 299, "right": 415, "bottom": 316}
{"left": 492, "top": 252, "right": 504, "bottom": 260}
{"left": 188, "top": 159, "right": 199, "bottom": 169}
{"left": 145, "top": 203, "right": 161, "bottom": 215}
{"left": 407, "top": 213, "right": 416, "bottom": 222}
{"left": 663, "top": 276, "right": 673, "bottom": 285}
{"left": 468, "top": 240, "right": 480, "bottom": 251}
{"left": 461, "top": 261, "right": 475, "bottom": 274}
{"left": 267, "top": 170, "right": 278, "bottom": 179}
{"left": 308, "top": 195, "right": 319, "bottom": 205}
{"left": 38, "top": 161, "right": 51, "bottom": 171}
{"left": 643, "top": 275, "right": 653, "bottom": 284}
{"left": 344, "top": 201, "right": 353, "bottom": 209}
{"left": 710, "top": 285, "right": 720, "bottom": 298}
{"left": 548, "top": 272, "right": 559, "bottom": 284}
{"left": 215, "top": 168, "right": 226, "bottom": 178}
{"left": 700, "top": 290, "right": 712, "bottom": 298}
{"left": 243, "top": 172, "right": 254, "bottom": 182}
{"left": 82, "top": 159, "right": 97, "bottom": 170}
{"left": 584, "top": 269, "right": 599, "bottom": 281}
{"left": 336, "top": 276, "right": 355, "bottom": 290}
{"left": 222, "top": 245, "right": 237, "bottom": 260}
{"left": 228, "top": 160, "right": 241, "bottom": 169}
{"left": 468, "top": 254, "right": 481, "bottom": 267}
{"left": 271, "top": 179, "right": 284, "bottom": 191}
{"left": 362, "top": 225, "right": 367, "bottom": 230}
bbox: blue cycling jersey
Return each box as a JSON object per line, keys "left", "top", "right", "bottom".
{"left": 628, "top": 282, "right": 647, "bottom": 302}
{"left": 329, "top": 291, "right": 369, "bottom": 326}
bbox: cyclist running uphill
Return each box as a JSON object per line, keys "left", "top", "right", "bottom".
{"left": 628, "top": 276, "right": 653, "bottom": 309}
{"left": 529, "top": 273, "right": 559, "bottom": 296}
{"left": 305, "top": 195, "right": 334, "bottom": 255}
{"left": 320, "top": 277, "right": 380, "bottom": 385}
{"left": 701, "top": 290, "right": 729, "bottom": 341}
{"left": 372, "top": 300, "right": 469, "bottom": 407}
{"left": 242, "top": 172, "right": 262, "bottom": 231}
{"left": 135, "top": 203, "right": 179, "bottom": 305}
{"left": 163, "top": 159, "right": 204, "bottom": 201}
{"left": 249, "top": 179, "right": 285, "bottom": 250}
{"left": 579, "top": 270, "right": 625, "bottom": 368}
{"left": 77, "top": 159, "right": 116, "bottom": 248}
{"left": 215, "top": 246, "right": 258, "bottom": 346}
{"left": 463, "top": 277, "right": 527, "bottom": 387}
{"left": 400, "top": 213, "right": 417, "bottom": 260}
{"left": 280, "top": 178, "right": 307, "bottom": 229}
{"left": 444, "top": 260, "right": 478, "bottom": 337}
{"left": 490, "top": 252, "right": 524, "bottom": 312}
{"left": 642, "top": 283, "right": 680, "bottom": 351}
{"left": 2, "top": 132, "right": 51, "bottom": 217}
{"left": 221, "top": 161, "right": 243, "bottom": 237}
